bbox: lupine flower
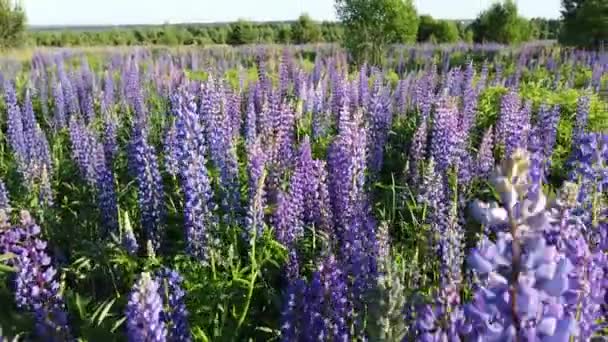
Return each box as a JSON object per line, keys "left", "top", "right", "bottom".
{"left": 69, "top": 116, "right": 98, "bottom": 186}
{"left": 51, "top": 76, "right": 66, "bottom": 130}
{"left": 125, "top": 272, "right": 167, "bottom": 342}
{"left": 0, "top": 211, "right": 71, "bottom": 341}
{"left": 412, "top": 284, "right": 464, "bottom": 341}
{"left": 156, "top": 268, "right": 191, "bottom": 342}
{"left": 122, "top": 211, "right": 139, "bottom": 255}
{"left": 94, "top": 143, "right": 119, "bottom": 236}
{"left": 465, "top": 150, "right": 577, "bottom": 341}
{"left": 175, "top": 92, "right": 215, "bottom": 261}
{"left": 246, "top": 139, "right": 267, "bottom": 239}
{"left": 537, "top": 104, "right": 560, "bottom": 174}
{"left": 496, "top": 91, "right": 529, "bottom": 157}
{"left": 0, "top": 180, "right": 9, "bottom": 210}
{"left": 408, "top": 117, "right": 429, "bottom": 185}
{"left": 129, "top": 118, "right": 165, "bottom": 252}
{"left": 476, "top": 127, "right": 495, "bottom": 178}
{"left": 367, "top": 82, "right": 393, "bottom": 175}
{"left": 280, "top": 279, "right": 307, "bottom": 341}
{"left": 572, "top": 95, "right": 590, "bottom": 147}
{"left": 430, "top": 96, "right": 459, "bottom": 174}
{"left": 4, "top": 80, "right": 26, "bottom": 167}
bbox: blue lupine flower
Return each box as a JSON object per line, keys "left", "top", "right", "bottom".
{"left": 125, "top": 272, "right": 167, "bottom": 342}
{"left": 156, "top": 268, "right": 191, "bottom": 342}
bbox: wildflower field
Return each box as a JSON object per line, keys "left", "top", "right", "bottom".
{"left": 0, "top": 44, "right": 606, "bottom": 341}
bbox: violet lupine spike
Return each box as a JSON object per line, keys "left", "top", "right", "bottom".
{"left": 358, "top": 64, "right": 369, "bottom": 109}
{"left": 94, "top": 143, "right": 119, "bottom": 236}
{"left": 201, "top": 81, "right": 240, "bottom": 220}
{"left": 68, "top": 116, "right": 98, "bottom": 186}
{"left": 101, "top": 71, "right": 115, "bottom": 115}
{"left": 128, "top": 119, "right": 165, "bottom": 252}
{"left": 156, "top": 268, "right": 192, "bottom": 342}
{"left": 572, "top": 95, "right": 590, "bottom": 151}
{"left": 307, "top": 160, "right": 333, "bottom": 234}
{"left": 246, "top": 139, "right": 267, "bottom": 239}
{"left": 413, "top": 284, "right": 464, "bottom": 341}
{"left": 544, "top": 193, "right": 605, "bottom": 341}
{"left": 408, "top": 117, "right": 429, "bottom": 186}
{"left": 4, "top": 79, "right": 26, "bottom": 164}
{"left": 76, "top": 70, "right": 95, "bottom": 124}
{"left": 430, "top": 96, "right": 459, "bottom": 174}
{"left": 302, "top": 272, "right": 328, "bottom": 340}
{"left": 538, "top": 105, "right": 560, "bottom": 174}
{"left": 175, "top": 92, "right": 215, "bottom": 261}
{"left": 465, "top": 150, "right": 577, "bottom": 341}
{"left": 61, "top": 71, "right": 80, "bottom": 118}
{"left": 280, "top": 279, "right": 307, "bottom": 341}
{"left": 0, "top": 211, "right": 71, "bottom": 341}
{"left": 0, "top": 180, "right": 9, "bottom": 210}
{"left": 51, "top": 76, "right": 66, "bottom": 131}
{"left": 319, "top": 254, "right": 350, "bottom": 341}
{"left": 163, "top": 120, "right": 180, "bottom": 176}
{"left": 367, "top": 84, "right": 393, "bottom": 175}
{"left": 125, "top": 272, "right": 167, "bottom": 342}
{"left": 244, "top": 87, "right": 257, "bottom": 146}
{"left": 476, "top": 127, "right": 495, "bottom": 179}
{"left": 496, "top": 91, "right": 525, "bottom": 157}
{"left": 102, "top": 112, "right": 118, "bottom": 165}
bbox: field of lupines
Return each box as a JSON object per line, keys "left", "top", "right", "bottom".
{"left": 0, "top": 44, "right": 605, "bottom": 341}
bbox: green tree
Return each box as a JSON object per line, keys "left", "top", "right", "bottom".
{"left": 335, "top": 0, "right": 418, "bottom": 65}
{"left": 470, "top": 0, "right": 531, "bottom": 44}
{"left": 291, "top": 14, "right": 323, "bottom": 44}
{"left": 228, "top": 20, "right": 258, "bottom": 45}
{"left": 417, "top": 15, "right": 436, "bottom": 42}
{"left": 0, "top": 0, "right": 26, "bottom": 48}
{"left": 559, "top": 0, "right": 608, "bottom": 47}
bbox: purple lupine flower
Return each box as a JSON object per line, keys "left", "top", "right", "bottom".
{"left": 476, "top": 127, "right": 495, "bottom": 179}
{"left": 101, "top": 71, "right": 115, "bottom": 115}
{"left": 51, "top": 76, "right": 66, "bottom": 130}
{"left": 280, "top": 279, "right": 307, "bottom": 341}
{"left": 163, "top": 120, "right": 180, "bottom": 176}
{"left": 125, "top": 272, "right": 167, "bottom": 342}
{"left": 413, "top": 284, "right": 464, "bottom": 341}
{"left": 302, "top": 272, "right": 328, "bottom": 340}
{"left": 496, "top": 91, "right": 527, "bottom": 157}
{"left": 94, "top": 143, "right": 119, "bottom": 236}
{"left": 102, "top": 111, "right": 118, "bottom": 165}
{"left": 537, "top": 104, "right": 560, "bottom": 174}
{"left": 129, "top": 118, "right": 165, "bottom": 252}
{"left": 60, "top": 70, "right": 80, "bottom": 118}
{"left": 174, "top": 91, "right": 215, "bottom": 261}
{"left": 367, "top": 83, "right": 393, "bottom": 175}
{"left": 200, "top": 80, "right": 240, "bottom": 219}
{"left": 76, "top": 70, "right": 95, "bottom": 123}
{"left": 319, "top": 254, "right": 350, "bottom": 341}
{"left": 359, "top": 64, "right": 369, "bottom": 109}
{"left": 156, "top": 268, "right": 191, "bottom": 342}
{"left": 244, "top": 87, "right": 257, "bottom": 146}
{"left": 415, "top": 65, "right": 436, "bottom": 119}
{"left": 4, "top": 79, "right": 26, "bottom": 165}
{"left": 430, "top": 96, "right": 459, "bottom": 174}
{"left": 328, "top": 109, "right": 367, "bottom": 236}
{"left": 0, "top": 180, "right": 9, "bottom": 209}
{"left": 246, "top": 139, "right": 267, "bottom": 239}
{"left": 408, "top": 117, "right": 429, "bottom": 185}
{"left": 69, "top": 116, "right": 98, "bottom": 185}
{"left": 306, "top": 160, "right": 333, "bottom": 234}
{"left": 0, "top": 211, "right": 71, "bottom": 341}
{"left": 465, "top": 150, "right": 577, "bottom": 341}
{"left": 544, "top": 195, "right": 605, "bottom": 341}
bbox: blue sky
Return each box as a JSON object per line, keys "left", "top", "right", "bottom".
{"left": 24, "top": 0, "right": 562, "bottom": 27}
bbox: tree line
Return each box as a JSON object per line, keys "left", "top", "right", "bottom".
{"left": 0, "top": 0, "right": 603, "bottom": 51}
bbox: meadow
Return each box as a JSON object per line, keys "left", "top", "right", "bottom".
{"left": 0, "top": 43, "right": 606, "bottom": 341}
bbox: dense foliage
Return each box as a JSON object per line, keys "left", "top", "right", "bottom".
{"left": 0, "top": 43, "right": 605, "bottom": 341}
{"left": 335, "top": 0, "right": 419, "bottom": 64}
{"left": 559, "top": 0, "right": 608, "bottom": 48}
{"left": 0, "top": 0, "right": 26, "bottom": 48}
{"left": 470, "top": 0, "right": 532, "bottom": 44}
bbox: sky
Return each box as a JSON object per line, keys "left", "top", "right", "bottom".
{"left": 24, "top": 0, "right": 562, "bottom": 27}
